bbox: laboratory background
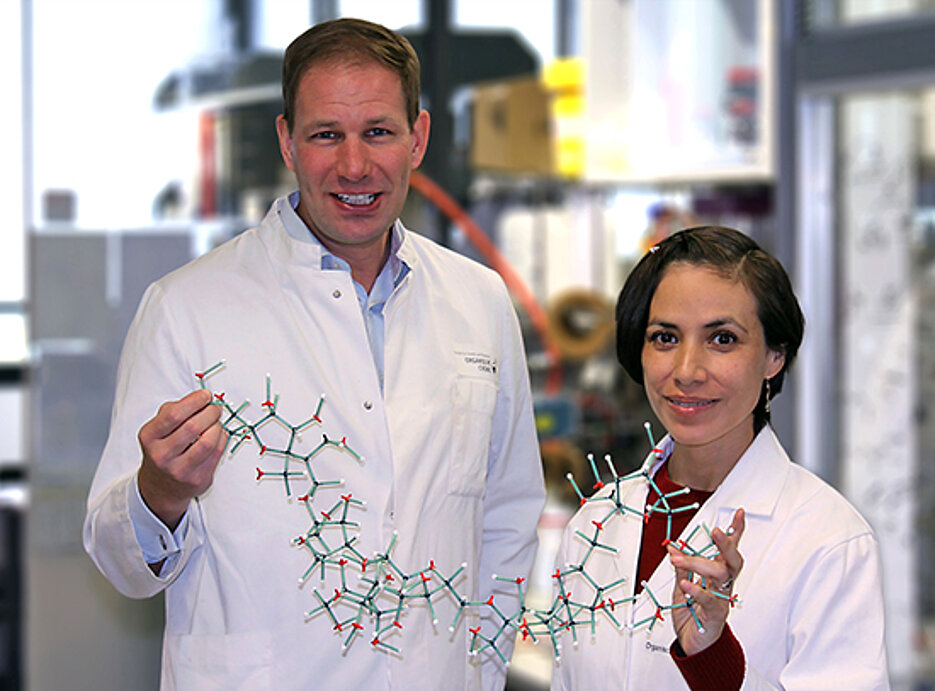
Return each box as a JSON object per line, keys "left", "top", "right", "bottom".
{"left": 1, "top": 0, "right": 933, "bottom": 688}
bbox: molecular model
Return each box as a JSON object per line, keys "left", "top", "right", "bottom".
{"left": 196, "top": 362, "right": 738, "bottom": 665}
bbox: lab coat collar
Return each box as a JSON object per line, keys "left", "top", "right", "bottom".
{"left": 642, "top": 425, "right": 790, "bottom": 521}
{"left": 705, "top": 425, "right": 790, "bottom": 520}
{"left": 394, "top": 223, "right": 419, "bottom": 271}
{"left": 631, "top": 426, "right": 790, "bottom": 627}
{"left": 264, "top": 193, "right": 417, "bottom": 273}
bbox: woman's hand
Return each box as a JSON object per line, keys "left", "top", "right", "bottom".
{"left": 667, "top": 508, "right": 745, "bottom": 656}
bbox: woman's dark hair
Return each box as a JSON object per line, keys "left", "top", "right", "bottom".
{"left": 616, "top": 226, "right": 805, "bottom": 431}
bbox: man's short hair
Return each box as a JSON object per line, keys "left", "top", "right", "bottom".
{"left": 281, "top": 17, "right": 421, "bottom": 131}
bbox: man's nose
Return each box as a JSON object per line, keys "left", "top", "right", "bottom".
{"left": 336, "top": 138, "right": 370, "bottom": 181}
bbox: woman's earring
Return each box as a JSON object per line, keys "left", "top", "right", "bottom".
{"left": 764, "top": 379, "right": 771, "bottom": 415}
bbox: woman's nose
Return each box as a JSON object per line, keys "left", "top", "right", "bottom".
{"left": 673, "top": 342, "right": 706, "bottom": 385}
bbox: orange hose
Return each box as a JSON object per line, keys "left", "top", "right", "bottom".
{"left": 409, "top": 171, "right": 563, "bottom": 394}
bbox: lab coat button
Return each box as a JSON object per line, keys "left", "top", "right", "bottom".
{"left": 332, "top": 289, "right": 342, "bottom": 299}
{"left": 363, "top": 400, "right": 373, "bottom": 410}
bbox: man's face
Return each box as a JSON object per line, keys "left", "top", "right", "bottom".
{"left": 276, "top": 59, "right": 430, "bottom": 264}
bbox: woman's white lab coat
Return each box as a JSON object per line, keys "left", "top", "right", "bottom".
{"left": 552, "top": 427, "right": 890, "bottom": 690}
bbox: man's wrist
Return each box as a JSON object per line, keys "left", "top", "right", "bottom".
{"left": 129, "top": 475, "right": 190, "bottom": 567}
{"left": 137, "top": 467, "right": 190, "bottom": 530}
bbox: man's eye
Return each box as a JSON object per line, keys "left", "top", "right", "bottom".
{"left": 367, "top": 127, "right": 391, "bottom": 137}
{"left": 310, "top": 131, "right": 336, "bottom": 140}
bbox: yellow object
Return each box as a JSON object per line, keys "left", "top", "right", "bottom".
{"left": 543, "top": 57, "right": 584, "bottom": 93}
{"left": 544, "top": 58, "right": 586, "bottom": 178}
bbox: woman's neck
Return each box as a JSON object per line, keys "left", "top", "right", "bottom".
{"left": 666, "top": 426, "right": 758, "bottom": 491}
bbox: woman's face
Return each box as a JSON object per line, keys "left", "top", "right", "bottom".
{"left": 641, "top": 262, "right": 785, "bottom": 463}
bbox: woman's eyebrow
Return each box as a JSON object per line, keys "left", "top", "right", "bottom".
{"left": 704, "top": 317, "right": 750, "bottom": 334}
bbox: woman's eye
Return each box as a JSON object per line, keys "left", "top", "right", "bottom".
{"left": 712, "top": 331, "right": 737, "bottom": 346}
{"left": 648, "top": 331, "right": 676, "bottom": 345}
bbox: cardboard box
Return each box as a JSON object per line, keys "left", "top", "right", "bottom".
{"left": 471, "top": 77, "right": 554, "bottom": 175}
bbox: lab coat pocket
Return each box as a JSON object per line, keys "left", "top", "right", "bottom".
{"left": 448, "top": 377, "right": 498, "bottom": 497}
{"left": 167, "top": 629, "right": 273, "bottom": 690}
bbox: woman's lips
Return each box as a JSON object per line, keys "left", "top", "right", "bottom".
{"left": 665, "top": 396, "right": 717, "bottom": 413}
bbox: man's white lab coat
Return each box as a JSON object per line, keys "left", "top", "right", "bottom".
{"left": 552, "top": 427, "right": 889, "bottom": 690}
{"left": 84, "top": 196, "right": 545, "bottom": 690}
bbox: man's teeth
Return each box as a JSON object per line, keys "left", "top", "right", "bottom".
{"left": 337, "top": 193, "right": 376, "bottom": 205}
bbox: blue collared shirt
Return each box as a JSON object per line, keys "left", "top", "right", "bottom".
{"left": 285, "top": 191, "right": 410, "bottom": 394}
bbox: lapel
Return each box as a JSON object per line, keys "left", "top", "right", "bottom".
{"left": 628, "top": 427, "right": 790, "bottom": 630}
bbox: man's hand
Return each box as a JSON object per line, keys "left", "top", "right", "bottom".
{"left": 137, "top": 389, "right": 228, "bottom": 530}
{"left": 668, "top": 508, "right": 745, "bottom": 656}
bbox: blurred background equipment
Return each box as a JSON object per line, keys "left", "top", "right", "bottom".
{"left": 6, "top": 0, "right": 935, "bottom": 689}
{"left": 545, "top": 287, "right": 615, "bottom": 363}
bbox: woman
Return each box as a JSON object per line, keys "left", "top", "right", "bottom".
{"left": 551, "top": 227, "right": 889, "bottom": 690}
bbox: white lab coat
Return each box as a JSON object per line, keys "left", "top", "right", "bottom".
{"left": 83, "top": 196, "right": 545, "bottom": 691}
{"left": 552, "top": 427, "right": 890, "bottom": 690}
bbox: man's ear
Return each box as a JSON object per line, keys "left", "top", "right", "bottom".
{"left": 410, "top": 110, "right": 431, "bottom": 169}
{"left": 276, "top": 114, "right": 296, "bottom": 172}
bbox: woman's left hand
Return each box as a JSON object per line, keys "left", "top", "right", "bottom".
{"left": 667, "top": 508, "right": 745, "bottom": 656}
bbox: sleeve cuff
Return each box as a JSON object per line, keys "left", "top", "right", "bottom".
{"left": 670, "top": 624, "right": 745, "bottom": 691}
{"left": 129, "top": 475, "right": 190, "bottom": 564}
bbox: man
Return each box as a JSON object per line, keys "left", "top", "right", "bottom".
{"left": 84, "top": 18, "right": 545, "bottom": 691}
